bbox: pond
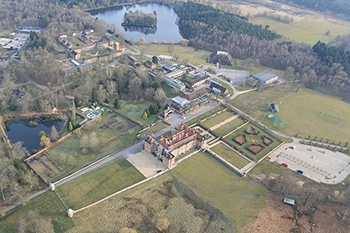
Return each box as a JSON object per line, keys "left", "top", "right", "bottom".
{"left": 6, "top": 118, "right": 65, "bottom": 152}
{"left": 90, "top": 2, "right": 182, "bottom": 43}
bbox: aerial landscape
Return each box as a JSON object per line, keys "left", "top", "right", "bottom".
{"left": 1, "top": 0, "right": 350, "bottom": 232}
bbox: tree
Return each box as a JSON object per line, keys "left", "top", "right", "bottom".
{"left": 92, "top": 87, "right": 98, "bottom": 103}
{"left": 156, "top": 218, "right": 170, "bottom": 232}
{"left": 89, "top": 132, "right": 99, "bottom": 150}
{"left": 139, "top": 36, "right": 146, "bottom": 44}
{"left": 71, "top": 98, "right": 76, "bottom": 121}
{"left": 68, "top": 122, "right": 74, "bottom": 132}
{"left": 114, "top": 98, "right": 120, "bottom": 109}
{"left": 80, "top": 135, "right": 89, "bottom": 149}
{"left": 12, "top": 141, "right": 29, "bottom": 159}
{"left": 142, "top": 110, "right": 148, "bottom": 119}
{"left": 152, "top": 55, "right": 158, "bottom": 64}
{"left": 180, "top": 38, "right": 189, "bottom": 46}
{"left": 40, "top": 136, "right": 51, "bottom": 148}
{"left": 50, "top": 125, "right": 59, "bottom": 142}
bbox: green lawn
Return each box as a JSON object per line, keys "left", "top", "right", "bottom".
{"left": 250, "top": 17, "right": 350, "bottom": 45}
{"left": 145, "top": 124, "right": 166, "bottom": 136}
{"left": 47, "top": 113, "right": 141, "bottom": 181}
{"left": 118, "top": 100, "right": 159, "bottom": 125}
{"left": 185, "top": 105, "right": 225, "bottom": 126}
{"left": 213, "top": 117, "right": 246, "bottom": 136}
{"left": 136, "top": 44, "right": 212, "bottom": 66}
{"left": 56, "top": 159, "right": 145, "bottom": 209}
{"left": 231, "top": 85, "right": 350, "bottom": 143}
{"left": 225, "top": 123, "right": 282, "bottom": 160}
{"left": 0, "top": 192, "right": 74, "bottom": 233}
{"left": 171, "top": 152, "right": 268, "bottom": 231}
{"left": 211, "top": 143, "right": 250, "bottom": 169}
{"left": 201, "top": 111, "right": 235, "bottom": 129}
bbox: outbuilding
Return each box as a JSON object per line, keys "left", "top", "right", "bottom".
{"left": 253, "top": 70, "right": 278, "bottom": 85}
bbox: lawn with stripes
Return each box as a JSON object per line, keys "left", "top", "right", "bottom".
{"left": 56, "top": 159, "right": 145, "bottom": 209}
{"left": 211, "top": 142, "right": 250, "bottom": 169}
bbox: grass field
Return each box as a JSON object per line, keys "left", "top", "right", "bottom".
{"left": 0, "top": 192, "right": 74, "bottom": 233}
{"left": 119, "top": 100, "right": 158, "bottom": 125}
{"left": 66, "top": 173, "right": 235, "bottom": 233}
{"left": 213, "top": 117, "right": 246, "bottom": 136}
{"left": 136, "top": 44, "right": 212, "bottom": 66}
{"left": 225, "top": 123, "right": 282, "bottom": 160}
{"left": 145, "top": 124, "right": 166, "bottom": 136}
{"left": 185, "top": 105, "right": 225, "bottom": 126}
{"left": 47, "top": 112, "right": 141, "bottom": 181}
{"left": 250, "top": 17, "right": 350, "bottom": 45}
{"left": 201, "top": 111, "right": 235, "bottom": 129}
{"left": 56, "top": 159, "right": 145, "bottom": 209}
{"left": 171, "top": 152, "right": 268, "bottom": 231}
{"left": 211, "top": 143, "right": 250, "bottom": 169}
{"left": 231, "top": 85, "right": 350, "bottom": 143}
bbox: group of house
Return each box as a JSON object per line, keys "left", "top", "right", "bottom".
{"left": 58, "top": 30, "right": 126, "bottom": 70}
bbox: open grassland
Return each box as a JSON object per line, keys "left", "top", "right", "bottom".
{"left": 56, "top": 159, "right": 145, "bottom": 209}
{"left": 250, "top": 17, "right": 350, "bottom": 45}
{"left": 119, "top": 100, "right": 158, "bottom": 125}
{"left": 202, "top": 111, "right": 235, "bottom": 129}
{"left": 136, "top": 44, "right": 212, "bottom": 66}
{"left": 275, "top": 88, "right": 350, "bottom": 142}
{"left": 0, "top": 192, "right": 74, "bottom": 233}
{"left": 213, "top": 117, "right": 246, "bottom": 136}
{"left": 225, "top": 123, "right": 281, "bottom": 160}
{"left": 171, "top": 152, "right": 268, "bottom": 231}
{"left": 211, "top": 143, "right": 250, "bottom": 169}
{"left": 67, "top": 173, "right": 235, "bottom": 233}
{"left": 231, "top": 85, "right": 350, "bottom": 142}
{"left": 185, "top": 105, "right": 225, "bottom": 126}
{"left": 47, "top": 113, "right": 140, "bottom": 181}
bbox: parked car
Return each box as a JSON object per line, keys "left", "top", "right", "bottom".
{"left": 282, "top": 163, "right": 288, "bottom": 167}
{"left": 297, "top": 169, "right": 304, "bottom": 174}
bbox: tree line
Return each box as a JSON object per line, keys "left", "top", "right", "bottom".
{"left": 172, "top": 2, "right": 350, "bottom": 98}
{"left": 175, "top": 1, "right": 281, "bottom": 41}
{"left": 273, "top": 0, "right": 350, "bottom": 20}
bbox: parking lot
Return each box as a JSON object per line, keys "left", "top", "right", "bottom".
{"left": 269, "top": 143, "right": 350, "bottom": 184}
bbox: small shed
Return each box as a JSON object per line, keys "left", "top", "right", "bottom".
{"left": 283, "top": 197, "right": 295, "bottom": 205}
{"left": 67, "top": 209, "right": 74, "bottom": 218}
{"left": 270, "top": 103, "right": 279, "bottom": 112}
{"left": 49, "top": 183, "right": 55, "bottom": 191}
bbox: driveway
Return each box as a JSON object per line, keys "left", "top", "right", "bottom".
{"left": 127, "top": 150, "right": 166, "bottom": 177}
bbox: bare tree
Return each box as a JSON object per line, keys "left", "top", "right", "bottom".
{"left": 156, "top": 218, "right": 170, "bottom": 232}
{"left": 12, "top": 141, "right": 29, "bottom": 159}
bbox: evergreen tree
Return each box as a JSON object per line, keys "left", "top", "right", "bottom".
{"left": 71, "top": 98, "right": 76, "bottom": 121}
{"left": 92, "top": 87, "right": 98, "bottom": 103}
{"left": 114, "top": 98, "right": 120, "bottom": 109}
{"left": 152, "top": 55, "right": 158, "bottom": 64}
{"left": 50, "top": 125, "right": 59, "bottom": 142}
{"left": 38, "top": 130, "right": 46, "bottom": 138}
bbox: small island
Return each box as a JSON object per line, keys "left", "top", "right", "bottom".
{"left": 122, "top": 10, "right": 157, "bottom": 28}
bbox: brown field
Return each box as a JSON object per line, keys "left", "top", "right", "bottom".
{"left": 68, "top": 174, "right": 235, "bottom": 233}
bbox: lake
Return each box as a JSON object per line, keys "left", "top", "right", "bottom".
{"left": 90, "top": 2, "right": 182, "bottom": 43}
{"left": 6, "top": 119, "right": 64, "bottom": 152}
